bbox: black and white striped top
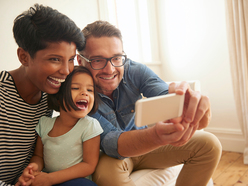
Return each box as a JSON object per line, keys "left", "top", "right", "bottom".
{"left": 0, "top": 71, "right": 52, "bottom": 186}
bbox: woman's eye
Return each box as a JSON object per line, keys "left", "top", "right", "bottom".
{"left": 69, "top": 57, "right": 75, "bottom": 63}
{"left": 49, "top": 58, "right": 60, "bottom": 62}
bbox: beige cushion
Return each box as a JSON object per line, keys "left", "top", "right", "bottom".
{"left": 131, "top": 165, "right": 214, "bottom": 186}
{"left": 131, "top": 165, "right": 182, "bottom": 186}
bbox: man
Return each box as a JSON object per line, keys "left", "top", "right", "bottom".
{"left": 77, "top": 20, "right": 222, "bottom": 186}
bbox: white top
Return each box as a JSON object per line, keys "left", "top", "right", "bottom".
{"left": 36, "top": 115, "right": 103, "bottom": 173}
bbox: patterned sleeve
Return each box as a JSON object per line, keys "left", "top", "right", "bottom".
{"left": 0, "top": 181, "right": 14, "bottom": 186}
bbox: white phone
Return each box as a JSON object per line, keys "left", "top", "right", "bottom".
{"left": 135, "top": 93, "right": 185, "bottom": 127}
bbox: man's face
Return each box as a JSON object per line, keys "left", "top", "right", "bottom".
{"left": 77, "top": 36, "right": 124, "bottom": 97}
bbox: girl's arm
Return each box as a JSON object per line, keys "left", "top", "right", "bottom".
{"left": 29, "top": 136, "right": 44, "bottom": 172}
{"left": 32, "top": 135, "right": 100, "bottom": 185}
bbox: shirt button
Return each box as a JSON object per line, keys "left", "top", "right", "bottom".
{"left": 131, "top": 110, "right": 134, "bottom": 113}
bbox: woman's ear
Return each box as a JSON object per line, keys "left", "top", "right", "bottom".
{"left": 17, "top": 47, "right": 30, "bottom": 66}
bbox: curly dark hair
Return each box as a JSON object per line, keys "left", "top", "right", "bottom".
{"left": 13, "top": 4, "right": 85, "bottom": 58}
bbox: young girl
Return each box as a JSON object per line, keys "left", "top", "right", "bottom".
{"left": 16, "top": 66, "right": 103, "bottom": 186}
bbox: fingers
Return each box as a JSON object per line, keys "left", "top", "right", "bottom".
{"left": 183, "top": 90, "right": 201, "bottom": 123}
{"left": 15, "top": 182, "right": 21, "bottom": 186}
{"left": 156, "top": 122, "right": 184, "bottom": 135}
{"left": 168, "top": 81, "right": 189, "bottom": 95}
{"left": 23, "top": 179, "right": 33, "bottom": 186}
{"left": 170, "top": 123, "right": 196, "bottom": 146}
{"left": 191, "top": 95, "right": 211, "bottom": 128}
{"left": 169, "top": 81, "right": 211, "bottom": 128}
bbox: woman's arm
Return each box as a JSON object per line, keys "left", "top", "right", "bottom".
{"left": 31, "top": 135, "right": 100, "bottom": 186}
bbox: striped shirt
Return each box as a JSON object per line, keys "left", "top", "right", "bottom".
{"left": 0, "top": 71, "right": 52, "bottom": 186}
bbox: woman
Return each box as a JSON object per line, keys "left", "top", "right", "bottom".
{"left": 0, "top": 4, "right": 85, "bottom": 186}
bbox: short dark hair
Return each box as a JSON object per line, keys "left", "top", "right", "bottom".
{"left": 13, "top": 4, "right": 85, "bottom": 58}
{"left": 79, "top": 20, "right": 122, "bottom": 53}
{"left": 47, "top": 66, "right": 98, "bottom": 115}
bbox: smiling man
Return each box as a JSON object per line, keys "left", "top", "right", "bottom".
{"left": 77, "top": 20, "right": 222, "bottom": 186}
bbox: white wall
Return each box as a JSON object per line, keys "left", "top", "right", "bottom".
{"left": 0, "top": 0, "right": 99, "bottom": 71}
{"left": 156, "top": 0, "right": 243, "bottom": 152}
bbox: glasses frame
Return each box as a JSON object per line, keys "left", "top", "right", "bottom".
{"left": 79, "top": 53, "right": 127, "bottom": 70}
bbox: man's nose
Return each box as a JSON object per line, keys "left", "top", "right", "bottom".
{"left": 102, "top": 60, "right": 115, "bottom": 72}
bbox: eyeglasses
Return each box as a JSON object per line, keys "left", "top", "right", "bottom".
{"left": 79, "top": 54, "right": 127, "bottom": 70}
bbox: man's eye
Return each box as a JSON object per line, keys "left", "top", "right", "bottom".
{"left": 92, "top": 59, "right": 105, "bottom": 63}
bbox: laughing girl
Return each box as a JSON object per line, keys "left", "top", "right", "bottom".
{"left": 16, "top": 66, "right": 103, "bottom": 186}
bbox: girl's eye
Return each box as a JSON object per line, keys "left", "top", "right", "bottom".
{"left": 87, "top": 89, "right": 93, "bottom": 92}
{"left": 71, "top": 87, "right": 79, "bottom": 90}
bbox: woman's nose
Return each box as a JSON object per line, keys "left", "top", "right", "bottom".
{"left": 60, "top": 61, "right": 73, "bottom": 75}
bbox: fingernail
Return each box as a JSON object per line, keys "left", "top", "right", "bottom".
{"left": 185, "top": 118, "right": 192, "bottom": 123}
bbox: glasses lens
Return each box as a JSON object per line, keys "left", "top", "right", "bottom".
{"left": 111, "top": 55, "right": 126, "bottom": 67}
{"left": 91, "top": 58, "right": 107, "bottom": 70}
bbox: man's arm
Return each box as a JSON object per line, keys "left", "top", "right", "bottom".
{"left": 118, "top": 122, "right": 185, "bottom": 157}
{"left": 118, "top": 81, "right": 211, "bottom": 157}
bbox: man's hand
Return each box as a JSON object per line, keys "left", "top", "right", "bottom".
{"left": 169, "top": 81, "right": 211, "bottom": 129}
{"left": 165, "top": 81, "right": 211, "bottom": 146}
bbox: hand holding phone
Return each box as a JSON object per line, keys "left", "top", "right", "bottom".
{"left": 135, "top": 93, "right": 184, "bottom": 127}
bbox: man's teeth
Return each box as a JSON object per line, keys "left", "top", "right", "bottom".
{"left": 101, "top": 75, "right": 115, "bottom": 80}
{"left": 49, "top": 76, "right": 65, "bottom": 83}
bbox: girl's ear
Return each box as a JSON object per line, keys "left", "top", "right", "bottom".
{"left": 17, "top": 47, "right": 30, "bottom": 66}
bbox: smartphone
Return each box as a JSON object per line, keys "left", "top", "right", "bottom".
{"left": 135, "top": 93, "right": 184, "bottom": 127}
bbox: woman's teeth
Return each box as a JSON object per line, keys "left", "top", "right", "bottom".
{"left": 49, "top": 76, "right": 66, "bottom": 83}
{"left": 47, "top": 76, "right": 65, "bottom": 86}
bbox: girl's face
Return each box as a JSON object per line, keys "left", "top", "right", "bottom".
{"left": 25, "top": 41, "right": 76, "bottom": 94}
{"left": 68, "top": 72, "right": 95, "bottom": 119}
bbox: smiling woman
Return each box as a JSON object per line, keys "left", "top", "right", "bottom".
{"left": 21, "top": 41, "right": 77, "bottom": 95}
{"left": 0, "top": 4, "right": 86, "bottom": 186}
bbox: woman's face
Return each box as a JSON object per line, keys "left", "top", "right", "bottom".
{"left": 25, "top": 41, "right": 76, "bottom": 94}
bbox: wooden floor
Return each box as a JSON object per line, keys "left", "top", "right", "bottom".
{"left": 213, "top": 151, "right": 248, "bottom": 186}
